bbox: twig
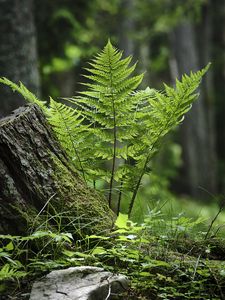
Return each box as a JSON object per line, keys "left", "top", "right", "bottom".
{"left": 204, "top": 202, "right": 225, "bottom": 240}
{"left": 102, "top": 275, "right": 113, "bottom": 300}
{"left": 105, "top": 282, "right": 111, "bottom": 300}
{"left": 192, "top": 198, "right": 225, "bottom": 280}
{"left": 117, "top": 179, "right": 123, "bottom": 215}
{"left": 192, "top": 254, "right": 201, "bottom": 281}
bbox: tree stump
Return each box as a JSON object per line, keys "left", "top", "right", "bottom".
{"left": 0, "top": 104, "right": 115, "bottom": 235}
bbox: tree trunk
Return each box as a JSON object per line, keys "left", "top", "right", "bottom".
{"left": 0, "top": 0, "right": 40, "bottom": 117}
{"left": 170, "top": 20, "right": 217, "bottom": 199}
{"left": 0, "top": 104, "right": 115, "bottom": 235}
{"left": 118, "top": 0, "right": 135, "bottom": 56}
{"left": 197, "top": 1, "right": 218, "bottom": 196}
{"left": 212, "top": 0, "right": 225, "bottom": 193}
{"left": 138, "top": 40, "right": 151, "bottom": 88}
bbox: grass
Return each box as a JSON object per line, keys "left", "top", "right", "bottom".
{"left": 1, "top": 199, "right": 225, "bottom": 299}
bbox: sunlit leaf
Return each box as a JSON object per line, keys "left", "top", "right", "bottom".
{"left": 92, "top": 247, "right": 107, "bottom": 255}
{"left": 5, "top": 242, "right": 14, "bottom": 251}
{"left": 115, "top": 213, "right": 129, "bottom": 229}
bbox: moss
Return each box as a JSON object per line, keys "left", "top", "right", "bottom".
{"left": 12, "top": 202, "right": 50, "bottom": 234}
{"left": 171, "top": 237, "right": 225, "bottom": 261}
{"left": 5, "top": 151, "right": 115, "bottom": 237}
{"left": 45, "top": 153, "right": 116, "bottom": 235}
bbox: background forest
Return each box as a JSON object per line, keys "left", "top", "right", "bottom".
{"left": 1, "top": 1, "right": 225, "bottom": 299}
{"left": 0, "top": 0, "right": 225, "bottom": 218}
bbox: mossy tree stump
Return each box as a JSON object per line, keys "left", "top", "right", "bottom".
{"left": 0, "top": 104, "right": 115, "bottom": 235}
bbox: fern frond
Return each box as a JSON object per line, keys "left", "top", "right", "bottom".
{"left": 127, "top": 63, "right": 210, "bottom": 216}
{"left": 66, "top": 40, "right": 144, "bottom": 207}
{"left": 48, "top": 98, "right": 87, "bottom": 178}
{"left": 0, "top": 77, "right": 47, "bottom": 111}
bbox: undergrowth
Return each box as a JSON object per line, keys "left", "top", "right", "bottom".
{"left": 1, "top": 209, "right": 225, "bottom": 299}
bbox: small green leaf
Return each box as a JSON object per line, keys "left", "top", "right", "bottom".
{"left": 87, "top": 235, "right": 109, "bottom": 240}
{"left": 73, "top": 252, "right": 93, "bottom": 259}
{"left": 92, "top": 247, "right": 107, "bottom": 255}
{"left": 115, "top": 213, "right": 129, "bottom": 229}
{"left": 139, "top": 271, "right": 151, "bottom": 277}
{"left": 63, "top": 250, "right": 77, "bottom": 257}
{"left": 5, "top": 242, "right": 14, "bottom": 251}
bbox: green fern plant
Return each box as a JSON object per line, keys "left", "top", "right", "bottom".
{"left": 0, "top": 40, "right": 210, "bottom": 218}
{"left": 125, "top": 67, "right": 210, "bottom": 216}
{"left": 68, "top": 40, "right": 144, "bottom": 207}
{"left": 67, "top": 41, "right": 210, "bottom": 215}
{"left": 47, "top": 98, "right": 87, "bottom": 180}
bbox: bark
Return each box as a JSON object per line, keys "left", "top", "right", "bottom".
{"left": 138, "top": 40, "right": 151, "bottom": 88}
{"left": 118, "top": 0, "right": 135, "bottom": 56}
{"left": 171, "top": 20, "right": 217, "bottom": 199}
{"left": 52, "top": 69, "right": 77, "bottom": 98}
{"left": 197, "top": 1, "right": 218, "bottom": 196}
{"left": 0, "top": 104, "right": 115, "bottom": 235}
{"left": 212, "top": 0, "right": 225, "bottom": 193}
{"left": 0, "top": 0, "right": 40, "bottom": 117}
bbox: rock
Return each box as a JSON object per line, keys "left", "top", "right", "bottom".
{"left": 29, "top": 266, "right": 129, "bottom": 300}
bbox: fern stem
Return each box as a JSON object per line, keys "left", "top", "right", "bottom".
{"left": 117, "top": 179, "right": 123, "bottom": 215}
{"left": 128, "top": 94, "right": 184, "bottom": 218}
{"left": 128, "top": 157, "right": 149, "bottom": 218}
{"left": 108, "top": 48, "right": 117, "bottom": 208}
{"left": 108, "top": 106, "right": 117, "bottom": 207}
{"left": 128, "top": 120, "right": 170, "bottom": 217}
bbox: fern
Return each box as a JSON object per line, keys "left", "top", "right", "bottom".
{"left": 47, "top": 98, "right": 87, "bottom": 180}
{"left": 68, "top": 41, "right": 209, "bottom": 215}
{"left": 69, "top": 40, "right": 144, "bottom": 206}
{"left": 0, "top": 42, "right": 210, "bottom": 217}
{"left": 0, "top": 263, "right": 26, "bottom": 281}
{"left": 0, "top": 77, "right": 47, "bottom": 111}
{"left": 127, "top": 64, "right": 210, "bottom": 216}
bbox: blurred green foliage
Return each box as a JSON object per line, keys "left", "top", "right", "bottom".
{"left": 34, "top": 0, "right": 207, "bottom": 96}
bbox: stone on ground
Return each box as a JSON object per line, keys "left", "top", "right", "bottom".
{"left": 29, "top": 266, "right": 129, "bottom": 300}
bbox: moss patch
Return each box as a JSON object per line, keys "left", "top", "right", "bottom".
{"left": 42, "top": 153, "right": 116, "bottom": 235}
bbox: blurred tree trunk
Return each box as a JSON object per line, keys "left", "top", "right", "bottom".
{"left": 170, "top": 18, "right": 217, "bottom": 199}
{"left": 118, "top": 0, "right": 151, "bottom": 87}
{"left": 0, "top": 0, "right": 40, "bottom": 117}
{"left": 197, "top": 1, "right": 217, "bottom": 196}
{"left": 138, "top": 40, "right": 151, "bottom": 87}
{"left": 118, "top": 0, "right": 135, "bottom": 56}
{"left": 212, "top": 0, "right": 225, "bottom": 193}
{"left": 52, "top": 69, "right": 76, "bottom": 98}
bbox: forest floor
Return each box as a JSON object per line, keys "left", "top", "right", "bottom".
{"left": 1, "top": 213, "right": 225, "bottom": 300}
